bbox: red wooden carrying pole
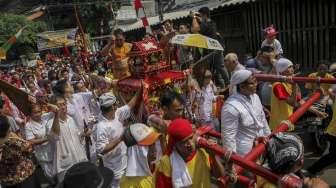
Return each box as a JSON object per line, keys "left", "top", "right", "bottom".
{"left": 197, "top": 137, "right": 302, "bottom": 187}
{"left": 197, "top": 137, "right": 278, "bottom": 182}
{"left": 219, "top": 91, "right": 322, "bottom": 186}
{"left": 196, "top": 125, "right": 222, "bottom": 138}
{"left": 197, "top": 127, "right": 254, "bottom": 187}
{"left": 255, "top": 74, "right": 336, "bottom": 84}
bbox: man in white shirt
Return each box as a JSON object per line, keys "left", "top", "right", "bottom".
{"left": 52, "top": 79, "right": 100, "bottom": 161}
{"left": 221, "top": 70, "right": 271, "bottom": 156}
{"left": 48, "top": 96, "right": 88, "bottom": 183}
{"left": 52, "top": 79, "right": 95, "bottom": 131}
{"left": 96, "top": 88, "right": 142, "bottom": 188}
{"left": 224, "top": 53, "right": 245, "bottom": 75}
{"left": 224, "top": 53, "right": 246, "bottom": 95}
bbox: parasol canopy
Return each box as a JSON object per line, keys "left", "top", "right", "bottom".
{"left": 171, "top": 34, "right": 224, "bottom": 51}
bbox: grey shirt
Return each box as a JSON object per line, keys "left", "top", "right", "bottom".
{"left": 261, "top": 39, "right": 283, "bottom": 56}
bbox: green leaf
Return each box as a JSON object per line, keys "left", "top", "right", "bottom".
{"left": 0, "top": 13, "right": 47, "bottom": 60}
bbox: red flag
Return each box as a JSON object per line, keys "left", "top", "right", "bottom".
{"left": 134, "top": 0, "right": 152, "bottom": 34}
{"left": 134, "top": 0, "right": 143, "bottom": 9}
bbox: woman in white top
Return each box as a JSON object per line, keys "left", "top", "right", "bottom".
{"left": 198, "top": 70, "right": 220, "bottom": 131}
{"left": 25, "top": 104, "right": 58, "bottom": 178}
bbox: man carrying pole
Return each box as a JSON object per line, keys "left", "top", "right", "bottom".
{"left": 197, "top": 130, "right": 330, "bottom": 188}
{"left": 219, "top": 89, "right": 326, "bottom": 186}
{"left": 221, "top": 70, "right": 271, "bottom": 156}
{"left": 269, "top": 58, "right": 327, "bottom": 130}
{"left": 154, "top": 118, "right": 225, "bottom": 188}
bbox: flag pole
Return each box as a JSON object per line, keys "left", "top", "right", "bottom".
{"left": 134, "top": 0, "right": 152, "bottom": 34}
{"left": 74, "top": 4, "right": 90, "bottom": 70}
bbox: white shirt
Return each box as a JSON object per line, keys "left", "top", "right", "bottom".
{"left": 70, "top": 92, "right": 100, "bottom": 162}
{"left": 232, "top": 63, "right": 246, "bottom": 74}
{"left": 25, "top": 113, "right": 54, "bottom": 177}
{"left": 49, "top": 115, "right": 87, "bottom": 174}
{"left": 6, "top": 101, "right": 25, "bottom": 135}
{"left": 96, "top": 105, "right": 131, "bottom": 179}
{"left": 199, "top": 83, "right": 217, "bottom": 122}
{"left": 261, "top": 39, "right": 283, "bottom": 55}
{"left": 8, "top": 116, "right": 20, "bottom": 133}
{"left": 221, "top": 93, "right": 271, "bottom": 155}
{"left": 67, "top": 92, "right": 94, "bottom": 131}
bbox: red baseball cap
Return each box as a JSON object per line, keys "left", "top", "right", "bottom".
{"left": 264, "top": 25, "right": 278, "bottom": 37}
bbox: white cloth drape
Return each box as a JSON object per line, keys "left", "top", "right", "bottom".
{"left": 170, "top": 151, "right": 192, "bottom": 188}
{"left": 125, "top": 145, "right": 152, "bottom": 177}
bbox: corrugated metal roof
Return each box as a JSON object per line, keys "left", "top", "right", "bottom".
{"left": 116, "top": 5, "right": 137, "bottom": 22}
{"left": 119, "top": 10, "right": 190, "bottom": 32}
{"left": 218, "top": 0, "right": 256, "bottom": 8}
{"left": 120, "top": 0, "right": 256, "bottom": 32}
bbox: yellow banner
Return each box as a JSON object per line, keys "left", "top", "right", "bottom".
{"left": 36, "top": 29, "right": 76, "bottom": 51}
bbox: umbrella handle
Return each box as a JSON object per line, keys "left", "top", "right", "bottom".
{"left": 192, "top": 51, "right": 217, "bottom": 67}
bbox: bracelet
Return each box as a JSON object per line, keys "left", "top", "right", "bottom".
{"left": 223, "top": 150, "right": 232, "bottom": 164}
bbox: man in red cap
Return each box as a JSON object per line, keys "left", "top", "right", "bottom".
{"left": 154, "top": 118, "right": 224, "bottom": 188}
{"left": 261, "top": 25, "right": 283, "bottom": 57}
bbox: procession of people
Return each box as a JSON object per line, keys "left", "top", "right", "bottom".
{"left": 0, "top": 5, "right": 335, "bottom": 188}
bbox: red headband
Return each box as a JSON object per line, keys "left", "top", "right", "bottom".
{"left": 166, "top": 118, "right": 193, "bottom": 155}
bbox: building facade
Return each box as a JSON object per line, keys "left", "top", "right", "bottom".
{"left": 212, "top": 0, "right": 336, "bottom": 70}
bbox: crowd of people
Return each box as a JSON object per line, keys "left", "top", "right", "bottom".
{"left": 0, "top": 6, "right": 335, "bottom": 188}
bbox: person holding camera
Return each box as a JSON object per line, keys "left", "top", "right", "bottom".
{"left": 191, "top": 7, "right": 217, "bottom": 39}
{"left": 191, "top": 7, "right": 227, "bottom": 88}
